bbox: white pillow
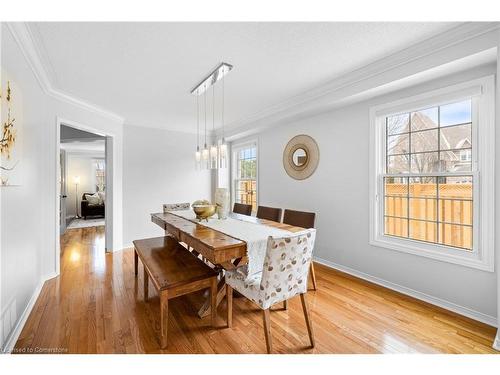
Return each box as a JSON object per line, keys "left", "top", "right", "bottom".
{"left": 85, "top": 193, "right": 101, "bottom": 205}
{"left": 97, "top": 191, "right": 105, "bottom": 204}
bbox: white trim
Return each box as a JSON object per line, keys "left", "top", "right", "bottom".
{"left": 55, "top": 117, "right": 116, "bottom": 278}
{"left": 1, "top": 277, "right": 45, "bottom": 353}
{"left": 230, "top": 139, "right": 259, "bottom": 212}
{"left": 314, "top": 257, "right": 497, "bottom": 328}
{"left": 6, "top": 23, "right": 124, "bottom": 124}
{"left": 369, "top": 76, "right": 495, "bottom": 272}
{"left": 493, "top": 331, "right": 500, "bottom": 351}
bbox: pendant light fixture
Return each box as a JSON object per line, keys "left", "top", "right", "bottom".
{"left": 190, "top": 62, "right": 233, "bottom": 170}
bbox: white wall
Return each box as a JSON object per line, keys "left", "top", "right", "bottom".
{"left": 65, "top": 154, "right": 101, "bottom": 218}
{"left": 0, "top": 24, "right": 124, "bottom": 350}
{"left": 251, "top": 64, "right": 498, "bottom": 322}
{"left": 122, "top": 124, "right": 212, "bottom": 247}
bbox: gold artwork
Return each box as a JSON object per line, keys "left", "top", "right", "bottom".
{"left": 1, "top": 81, "right": 17, "bottom": 160}
{"left": 1, "top": 74, "right": 22, "bottom": 185}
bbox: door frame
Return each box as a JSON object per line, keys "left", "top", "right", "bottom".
{"left": 55, "top": 117, "right": 115, "bottom": 276}
{"left": 59, "top": 148, "right": 67, "bottom": 234}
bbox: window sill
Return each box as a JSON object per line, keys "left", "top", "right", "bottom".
{"left": 370, "top": 234, "right": 494, "bottom": 272}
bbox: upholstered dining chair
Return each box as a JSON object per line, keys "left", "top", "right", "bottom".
{"left": 282, "top": 209, "right": 317, "bottom": 291}
{"left": 256, "top": 205, "right": 283, "bottom": 222}
{"left": 233, "top": 202, "right": 252, "bottom": 216}
{"left": 225, "top": 230, "right": 316, "bottom": 353}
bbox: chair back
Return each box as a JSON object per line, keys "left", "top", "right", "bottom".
{"left": 233, "top": 202, "right": 252, "bottom": 216}
{"left": 256, "top": 206, "right": 282, "bottom": 222}
{"left": 163, "top": 202, "right": 190, "bottom": 213}
{"left": 283, "top": 209, "right": 315, "bottom": 229}
{"left": 259, "top": 229, "right": 316, "bottom": 309}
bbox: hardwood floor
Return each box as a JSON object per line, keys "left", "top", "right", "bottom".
{"left": 14, "top": 227, "right": 498, "bottom": 354}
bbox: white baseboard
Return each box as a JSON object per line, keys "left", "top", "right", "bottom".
{"left": 314, "top": 257, "right": 497, "bottom": 328}
{"left": 1, "top": 277, "right": 47, "bottom": 354}
{"left": 493, "top": 331, "right": 500, "bottom": 351}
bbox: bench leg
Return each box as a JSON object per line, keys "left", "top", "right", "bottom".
{"left": 211, "top": 278, "right": 218, "bottom": 328}
{"left": 144, "top": 268, "right": 149, "bottom": 301}
{"left": 134, "top": 249, "right": 138, "bottom": 276}
{"left": 160, "top": 291, "right": 169, "bottom": 349}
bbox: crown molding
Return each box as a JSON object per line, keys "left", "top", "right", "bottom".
{"left": 5, "top": 22, "right": 125, "bottom": 124}
{"left": 224, "top": 22, "right": 500, "bottom": 139}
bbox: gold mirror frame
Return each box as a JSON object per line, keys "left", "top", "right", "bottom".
{"left": 283, "top": 135, "right": 319, "bottom": 180}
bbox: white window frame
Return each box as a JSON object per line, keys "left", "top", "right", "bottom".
{"left": 230, "top": 139, "right": 259, "bottom": 212}
{"left": 369, "top": 76, "right": 495, "bottom": 271}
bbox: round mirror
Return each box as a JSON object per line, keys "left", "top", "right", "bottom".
{"left": 292, "top": 148, "right": 308, "bottom": 167}
{"left": 283, "top": 135, "right": 319, "bottom": 180}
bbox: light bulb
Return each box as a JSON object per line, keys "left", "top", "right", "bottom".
{"left": 218, "top": 142, "right": 227, "bottom": 169}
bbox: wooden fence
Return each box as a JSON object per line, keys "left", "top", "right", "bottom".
{"left": 385, "top": 183, "right": 472, "bottom": 249}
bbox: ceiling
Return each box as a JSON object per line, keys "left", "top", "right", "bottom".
{"left": 60, "top": 125, "right": 105, "bottom": 142}
{"left": 60, "top": 139, "right": 105, "bottom": 154}
{"left": 32, "top": 22, "right": 461, "bottom": 133}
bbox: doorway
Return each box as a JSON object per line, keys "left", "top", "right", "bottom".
{"left": 56, "top": 118, "right": 114, "bottom": 275}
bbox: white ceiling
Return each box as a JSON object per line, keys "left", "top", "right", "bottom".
{"left": 32, "top": 22, "right": 461, "bottom": 133}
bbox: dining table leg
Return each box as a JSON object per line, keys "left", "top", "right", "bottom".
{"left": 198, "top": 276, "right": 226, "bottom": 318}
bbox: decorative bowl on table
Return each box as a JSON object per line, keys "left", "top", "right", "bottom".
{"left": 192, "top": 200, "right": 216, "bottom": 222}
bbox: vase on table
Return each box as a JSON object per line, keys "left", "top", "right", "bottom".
{"left": 215, "top": 188, "right": 230, "bottom": 219}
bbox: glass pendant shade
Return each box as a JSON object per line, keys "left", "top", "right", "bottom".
{"left": 218, "top": 142, "right": 228, "bottom": 169}
{"left": 202, "top": 144, "right": 209, "bottom": 169}
{"left": 209, "top": 144, "right": 218, "bottom": 169}
{"left": 195, "top": 147, "right": 201, "bottom": 169}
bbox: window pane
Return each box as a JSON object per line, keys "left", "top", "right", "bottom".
{"left": 387, "top": 155, "right": 409, "bottom": 174}
{"left": 409, "top": 220, "right": 437, "bottom": 243}
{"left": 382, "top": 98, "right": 475, "bottom": 251}
{"left": 387, "top": 133, "right": 409, "bottom": 155}
{"left": 440, "top": 100, "right": 472, "bottom": 127}
{"left": 384, "top": 217, "right": 408, "bottom": 238}
{"left": 385, "top": 197, "right": 408, "bottom": 217}
{"left": 411, "top": 152, "right": 439, "bottom": 173}
{"left": 411, "top": 129, "right": 438, "bottom": 153}
{"left": 439, "top": 151, "right": 472, "bottom": 172}
{"left": 384, "top": 177, "right": 408, "bottom": 195}
{"left": 439, "top": 199, "right": 473, "bottom": 226}
{"left": 438, "top": 223, "right": 472, "bottom": 250}
{"left": 411, "top": 107, "right": 438, "bottom": 131}
{"left": 409, "top": 177, "right": 437, "bottom": 197}
{"left": 440, "top": 123, "right": 471, "bottom": 151}
{"left": 409, "top": 198, "right": 437, "bottom": 221}
{"left": 387, "top": 114, "right": 410, "bottom": 135}
{"left": 438, "top": 176, "right": 472, "bottom": 199}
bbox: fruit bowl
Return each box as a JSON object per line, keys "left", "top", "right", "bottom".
{"left": 192, "top": 200, "right": 216, "bottom": 221}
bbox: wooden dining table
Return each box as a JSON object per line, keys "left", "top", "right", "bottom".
{"left": 150, "top": 211, "right": 305, "bottom": 318}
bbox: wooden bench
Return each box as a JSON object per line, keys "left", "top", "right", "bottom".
{"left": 133, "top": 236, "right": 219, "bottom": 349}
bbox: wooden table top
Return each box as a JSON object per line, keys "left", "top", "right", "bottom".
{"left": 150, "top": 211, "right": 304, "bottom": 266}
